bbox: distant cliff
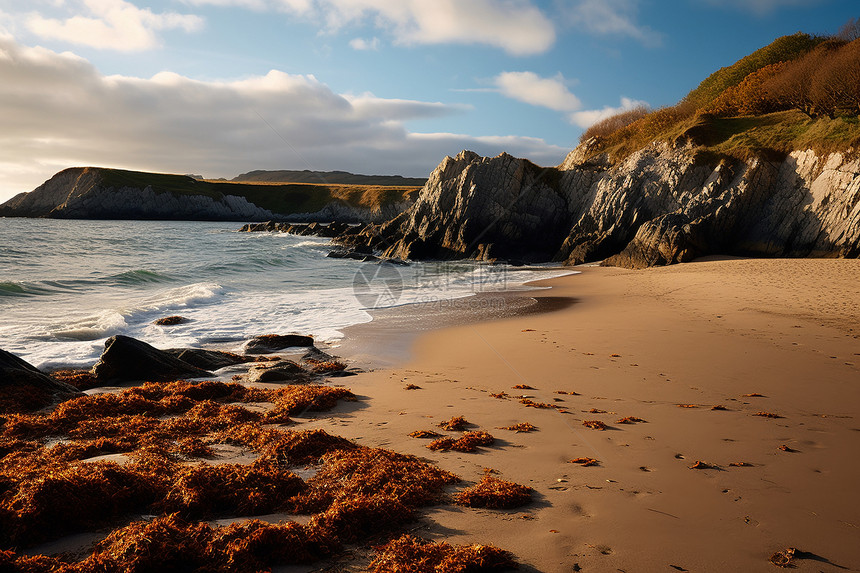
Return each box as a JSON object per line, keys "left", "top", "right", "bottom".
{"left": 0, "top": 167, "right": 419, "bottom": 222}
{"left": 330, "top": 142, "right": 860, "bottom": 267}
{"left": 233, "top": 169, "right": 427, "bottom": 186}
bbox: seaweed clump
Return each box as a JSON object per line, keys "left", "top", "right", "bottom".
{"left": 438, "top": 416, "right": 471, "bottom": 431}
{"left": 427, "top": 431, "right": 495, "bottom": 453}
{"left": 499, "top": 422, "right": 536, "bottom": 433}
{"left": 454, "top": 475, "right": 533, "bottom": 509}
{"left": 368, "top": 534, "right": 518, "bottom": 572}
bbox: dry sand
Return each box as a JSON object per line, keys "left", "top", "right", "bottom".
{"left": 303, "top": 257, "right": 860, "bottom": 572}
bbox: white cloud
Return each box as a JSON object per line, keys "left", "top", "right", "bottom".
{"left": 700, "top": 0, "right": 822, "bottom": 15}
{"left": 25, "top": 0, "right": 202, "bottom": 51}
{"left": 0, "top": 36, "right": 569, "bottom": 202}
{"left": 494, "top": 71, "right": 581, "bottom": 112}
{"left": 349, "top": 36, "right": 379, "bottom": 50}
{"left": 564, "top": 0, "right": 660, "bottom": 46}
{"left": 189, "top": 0, "right": 555, "bottom": 55}
{"left": 568, "top": 96, "right": 648, "bottom": 128}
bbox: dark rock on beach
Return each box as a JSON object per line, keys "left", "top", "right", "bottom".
{"left": 92, "top": 335, "right": 212, "bottom": 383}
{"left": 246, "top": 361, "right": 308, "bottom": 384}
{"left": 163, "top": 348, "right": 251, "bottom": 371}
{"left": 245, "top": 334, "right": 315, "bottom": 354}
{"left": 0, "top": 348, "right": 81, "bottom": 412}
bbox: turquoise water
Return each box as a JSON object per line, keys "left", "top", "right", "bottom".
{"left": 0, "top": 219, "right": 570, "bottom": 369}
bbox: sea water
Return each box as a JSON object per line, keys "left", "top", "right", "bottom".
{"left": 0, "top": 219, "right": 574, "bottom": 370}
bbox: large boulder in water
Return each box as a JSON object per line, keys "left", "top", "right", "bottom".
{"left": 245, "top": 334, "right": 315, "bottom": 354}
{"left": 0, "top": 349, "right": 80, "bottom": 412}
{"left": 92, "top": 335, "right": 212, "bottom": 383}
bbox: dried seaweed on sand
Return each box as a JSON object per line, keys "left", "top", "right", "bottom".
{"left": 499, "top": 422, "right": 536, "bottom": 433}
{"left": 438, "top": 416, "right": 470, "bottom": 431}
{"left": 519, "top": 398, "right": 555, "bottom": 409}
{"left": 454, "top": 475, "right": 532, "bottom": 509}
{"left": 569, "top": 457, "right": 599, "bottom": 467}
{"left": 303, "top": 358, "right": 348, "bottom": 374}
{"left": 512, "top": 384, "right": 534, "bottom": 390}
{"left": 616, "top": 416, "right": 644, "bottom": 424}
{"left": 754, "top": 411, "right": 782, "bottom": 418}
{"left": 582, "top": 420, "right": 606, "bottom": 430}
{"left": 294, "top": 447, "right": 459, "bottom": 513}
{"left": 369, "top": 534, "right": 519, "bottom": 573}
{"left": 427, "top": 431, "right": 495, "bottom": 453}
{"left": 408, "top": 430, "right": 441, "bottom": 438}
{"left": 769, "top": 547, "right": 797, "bottom": 568}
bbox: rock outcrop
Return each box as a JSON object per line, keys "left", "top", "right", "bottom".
{"left": 0, "top": 349, "right": 80, "bottom": 412}
{"left": 92, "top": 335, "right": 212, "bottom": 383}
{"left": 288, "top": 143, "right": 859, "bottom": 268}
{"left": 244, "top": 334, "right": 315, "bottom": 354}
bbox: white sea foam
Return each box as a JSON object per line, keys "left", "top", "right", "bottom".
{"left": 0, "top": 220, "right": 579, "bottom": 370}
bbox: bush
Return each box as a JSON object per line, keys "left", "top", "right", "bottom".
{"left": 684, "top": 32, "right": 823, "bottom": 109}
{"left": 580, "top": 105, "right": 650, "bottom": 142}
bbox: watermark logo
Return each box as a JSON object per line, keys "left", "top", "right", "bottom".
{"left": 352, "top": 262, "right": 403, "bottom": 309}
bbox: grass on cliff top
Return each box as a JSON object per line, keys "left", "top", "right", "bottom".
{"left": 588, "top": 110, "right": 860, "bottom": 166}
{"left": 98, "top": 169, "right": 421, "bottom": 215}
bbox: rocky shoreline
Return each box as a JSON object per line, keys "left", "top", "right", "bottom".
{"left": 0, "top": 322, "right": 532, "bottom": 571}
{"left": 241, "top": 143, "right": 860, "bottom": 269}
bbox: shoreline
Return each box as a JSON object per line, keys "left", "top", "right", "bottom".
{"left": 305, "top": 257, "right": 860, "bottom": 572}
{"left": 3, "top": 256, "right": 859, "bottom": 571}
{"left": 334, "top": 271, "right": 578, "bottom": 369}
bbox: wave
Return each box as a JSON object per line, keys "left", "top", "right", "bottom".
{"left": 107, "top": 269, "right": 176, "bottom": 286}
{"left": 0, "top": 280, "right": 70, "bottom": 298}
{"left": 51, "top": 310, "right": 129, "bottom": 341}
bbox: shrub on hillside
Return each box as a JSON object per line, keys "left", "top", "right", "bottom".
{"left": 704, "top": 62, "right": 791, "bottom": 117}
{"left": 580, "top": 105, "right": 650, "bottom": 142}
{"left": 684, "top": 32, "right": 822, "bottom": 110}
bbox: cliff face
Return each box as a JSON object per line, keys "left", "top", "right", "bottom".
{"left": 335, "top": 142, "right": 860, "bottom": 267}
{"left": 0, "top": 168, "right": 277, "bottom": 221}
{"left": 0, "top": 167, "right": 417, "bottom": 223}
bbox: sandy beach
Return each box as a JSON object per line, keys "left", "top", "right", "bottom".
{"left": 3, "top": 256, "right": 858, "bottom": 572}
{"left": 309, "top": 257, "right": 860, "bottom": 572}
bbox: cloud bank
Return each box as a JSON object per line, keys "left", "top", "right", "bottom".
{"left": 187, "top": 0, "right": 556, "bottom": 55}
{"left": 0, "top": 36, "right": 569, "bottom": 201}
{"left": 25, "top": 0, "right": 203, "bottom": 51}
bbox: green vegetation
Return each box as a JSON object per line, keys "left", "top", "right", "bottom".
{"left": 683, "top": 33, "right": 823, "bottom": 109}
{"left": 579, "top": 28, "right": 860, "bottom": 166}
{"left": 98, "top": 168, "right": 420, "bottom": 215}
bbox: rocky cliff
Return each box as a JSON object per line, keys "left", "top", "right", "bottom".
{"left": 0, "top": 168, "right": 277, "bottom": 221}
{"left": 331, "top": 142, "right": 860, "bottom": 267}
{"left": 0, "top": 167, "right": 418, "bottom": 223}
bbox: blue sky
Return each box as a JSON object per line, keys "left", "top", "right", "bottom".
{"left": 0, "top": 0, "right": 856, "bottom": 201}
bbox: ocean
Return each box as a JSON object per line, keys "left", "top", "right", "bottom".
{"left": 0, "top": 219, "right": 573, "bottom": 370}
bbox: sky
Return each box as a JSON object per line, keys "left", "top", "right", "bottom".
{"left": 0, "top": 0, "right": 857, "bottom": 201}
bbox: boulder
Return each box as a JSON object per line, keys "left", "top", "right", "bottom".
{"left": 246, "top": 361, "right": 307, "bottom": 384}
{"left": 163, "top": 348, "right": 250, "bottom": 371}
{"left": 0, "top": 348, "right": 80, "bottom": 412}
{"left": 245, "top": 334, "right": 315, "bottom": 354}
{"left": 154, "top": 315, "right": 187, "bottom": 326}
{"left": 92, "top": 335, "right": 212, "bottom": 383}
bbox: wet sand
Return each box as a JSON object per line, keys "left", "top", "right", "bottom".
{"left": 309, "top": 257, "right": 860, "bottom": 572}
